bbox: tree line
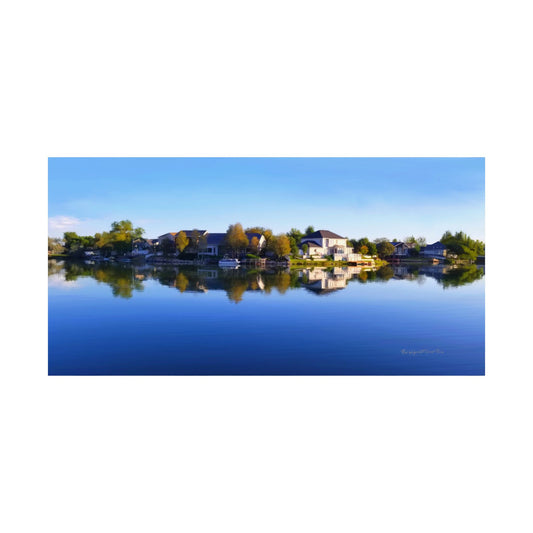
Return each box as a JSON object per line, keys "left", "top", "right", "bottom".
{"left": 48, "top": 220, "right": 145, "bottom": 257}
{"left": 48, "top": 220, "right": 484, "bottom": 261}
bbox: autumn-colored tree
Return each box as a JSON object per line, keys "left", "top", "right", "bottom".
{"left": 262, "top": 229, "right": 274, "bottom": 251}
{"left": 225, "top": 223, "right": 249, "bottom": 255}
{"left": 360, "top": 244, "right": 369, "bottom": 255}
{"left": 48, "top": 237, "right": 64, "bottom": 254}
{"left": 273, "top": 234, "right": 291, "bottom": 258}
{"left": 250, "top": 236, "right": 260, "bottom": 254}
{"left": 175, "top": 231, "right": 189, "bottom": 253}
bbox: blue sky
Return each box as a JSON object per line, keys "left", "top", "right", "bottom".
{"left": 48, "top": 158, "right": 485, "bottom": 242}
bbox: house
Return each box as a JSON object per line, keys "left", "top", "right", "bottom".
{"left": 389, "top": 242, "right": 409, "bottom": 257}
{"left": 199, "top": 233, "right": 227, "bottom": 256}
{"left": 197, "top": 232, "right": 266, "bottom": 257}
{"left": 158, "top": 232, "right": 178, "bottom": 243}
{"left": 145, "top": 238, "right": 159, "bottom": 248}
{"left": 300, "top": 230, "right": 360, "bottom": 261}
{"left": 132, "top": 238, "right": 155, "bottom": 256}
{"left": 421, "top": 241, "right": 447, "bottom": 259}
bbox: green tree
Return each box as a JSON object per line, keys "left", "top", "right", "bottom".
{"left": 288, "top": 236, "right": 299, "bottom": 256}
{"left": 105, "top": 220, "right": 145, "bottom": 254}
{"left": 366, "top": 242, "right": 378, "bottom": 257}
{"left": 302, "top": 243, "right": 309, "bottom": 255}
{"left": 288, "top": 228, "right": 304, "bottom": 245}
{"left": 304, "top": 226, "right": 315, "bottom": 236}
{"left": 377, "top": 241, "right": 395, "bottom": 258}
{"left": 63, "top": 232, "right": 81, "bottom": 253}
{"left": 441, "top": 231, "right": 484, "bottom": 261}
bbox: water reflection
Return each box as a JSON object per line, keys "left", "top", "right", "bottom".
{"left": 48, "top": 260, "right": 484, "bottom": 301}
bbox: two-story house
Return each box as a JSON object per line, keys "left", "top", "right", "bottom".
{"left": 299, "top": 230, "right": 360, "bottom": 261}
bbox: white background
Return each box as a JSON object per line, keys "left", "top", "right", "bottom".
{"left": 1, "top": 1, "right": 532, "bottom": 532}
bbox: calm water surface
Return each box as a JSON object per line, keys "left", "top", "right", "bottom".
{"left": 48, "top": 261, "right": 485, "bottom": 375}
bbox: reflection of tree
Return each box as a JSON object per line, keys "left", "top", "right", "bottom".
{"left": 358, "top": 270, "right": 368, "bottom": 283}
{"left": 48, "top": 259, "right": 65, "bottom": 276}
{"left": 175, "top": 272, "right": 189, "bottom": 293}
{"left": 155, "top": 268, "right": 179, "bottom": 287}
{"left": 274, "top": 272, "right": 291, "bottom": 294}
{"left": 94, "top": 266, "right": 143, "bottom": 299}
{"left": 226, "top": 278, "right": 248, "bottom": 303}
{"left": 376, "top": 266, "right": 394, "bottom": 281}
{"left": 440, "top": 265, "right": 484, "bottom": 288}
{"left": 59, "top": 262, "right": 144, "bottom": 298}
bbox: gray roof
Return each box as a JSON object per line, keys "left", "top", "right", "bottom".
{"left": 304, "top": 230, "right": 345, "bottom": 239}
{"left": 180, "top": 230, "right": 207, "bottom": 237}
{"left": 206, "top": 233, "right": 227, "bottom": 245}
{"left": 300, "top": 240, "right": 322, "bottom": 248}
{"left": 425, "top": 241, "right": 446, "bottom": 250}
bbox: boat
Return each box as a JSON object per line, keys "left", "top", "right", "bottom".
{"left": 218, "top": 257, "right": 240, "bottom": 267}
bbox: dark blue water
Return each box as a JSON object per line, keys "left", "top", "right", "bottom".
{"left": 48, "top": 261, "right": 485, "bottom": 375}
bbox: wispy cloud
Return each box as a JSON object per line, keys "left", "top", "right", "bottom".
{"left": 48, "top": 215, "right": 81, "bottom": 231}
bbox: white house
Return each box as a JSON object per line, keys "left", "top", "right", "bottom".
{"left": 299, "top": 230, "right": 360, "bottom": 261}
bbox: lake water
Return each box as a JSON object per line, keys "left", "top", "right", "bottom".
{"left": 48, "top": 260, "right": 485, "bottom": 375}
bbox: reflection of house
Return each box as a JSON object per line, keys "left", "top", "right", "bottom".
{"left": 421, "top": 241, "right": 447, "bottom": 259}
{"left": 299, "top": 266, "right": 361, "bottom": 293}
{"left": 389, "top": 242, "right": 409, "bottom": 256}
{"left": 299, "top": 230, "right": 360, "bottom": 261}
